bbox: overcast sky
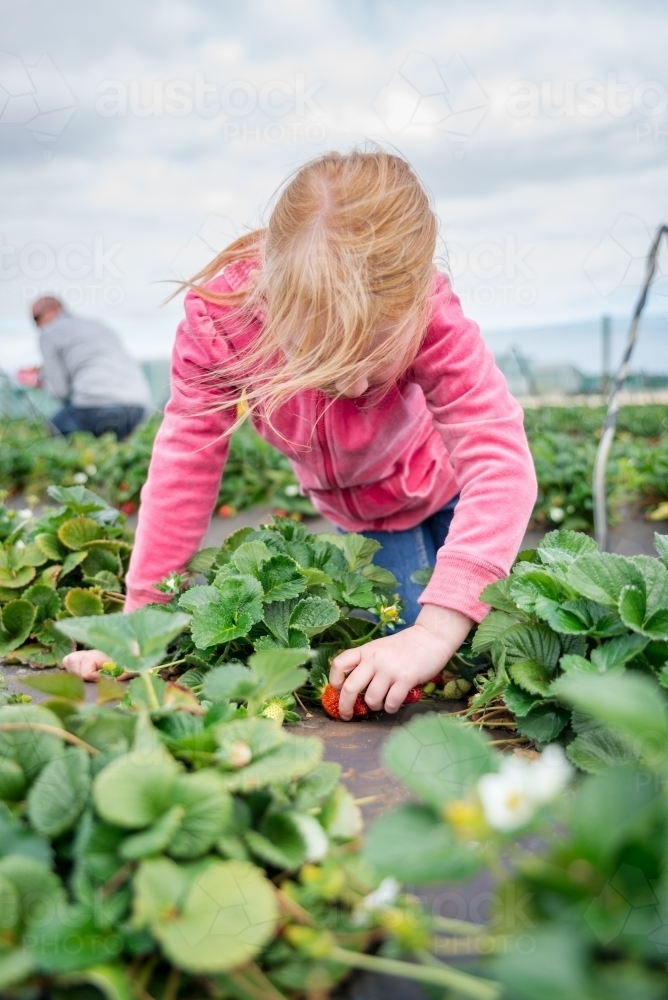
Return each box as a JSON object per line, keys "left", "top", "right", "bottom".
{"left": 1, "top": 0, "right": 668, "bottom": 375}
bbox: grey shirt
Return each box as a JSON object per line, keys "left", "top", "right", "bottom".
{"left": 40, "top": 312, "right": 151, "bottom": 409}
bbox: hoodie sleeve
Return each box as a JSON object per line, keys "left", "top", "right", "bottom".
{"left": 124, "top": 291, "right": 236, "bottom": 610}
{"left": 412, "top": 276, "right": 537, "bottom": 623}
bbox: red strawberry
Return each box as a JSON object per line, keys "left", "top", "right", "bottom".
{"left": 320, "top": 683, "right": 369, "bottom": 720}
{"left": 403, "top": 686, "right": 422, "bottom": 705}
{"left": 218, "top": 504, "right": 236, "bottom": 518}
{"left": 119, "top": 501, "right": 136, "bottom": 515}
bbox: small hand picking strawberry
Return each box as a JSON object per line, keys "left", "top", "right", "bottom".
{"left": 320, "top": 682, "right": 369, "bottom": 720}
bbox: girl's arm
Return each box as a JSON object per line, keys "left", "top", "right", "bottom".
{"left": 65, "top": 290, "right": 236, "bottom": 680}
{"left": 124, "top": 291, "right": 237, "bottom": 610}
{"left": 331, "top": 277, "right": 537, "bottom": 718}
{"left": 412, "top": 275, "right": 537, "bottom": 623}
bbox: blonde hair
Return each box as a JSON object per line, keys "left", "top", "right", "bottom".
{"left": 184, "top": 149, "right": 438, "bottom": 426}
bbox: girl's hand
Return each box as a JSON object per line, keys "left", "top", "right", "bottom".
{"left": 62, "top": 649, "right": 136, "bottom": 682}
{"left": 329, "top": 605, "right": 474, "bottom": 720}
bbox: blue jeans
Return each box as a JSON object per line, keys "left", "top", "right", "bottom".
{"left": 51, "top": 403, "right": 145, "bottom": 441}
{"left": 361, "top": 495, "right": 459, "bottom": 627}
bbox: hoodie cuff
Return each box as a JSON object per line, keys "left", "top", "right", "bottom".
{"left": 417, "top": 552, "right": 505, "bottom": 623}
{"left": 123, "top": 586, "right": 171, "bottom": 613}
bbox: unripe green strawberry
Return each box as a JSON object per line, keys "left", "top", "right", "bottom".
{"left": 441, "top": 678, "right": 472, "bottom": 700}
{"left": 262, "top": 699, "right": 286, "bottom": 725}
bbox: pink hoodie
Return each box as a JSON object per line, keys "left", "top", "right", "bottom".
{"left": 125, "top": 262, "right": 537, "bottom": 622}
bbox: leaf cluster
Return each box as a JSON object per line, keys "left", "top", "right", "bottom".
{"left": 367, "top": 672, "right": 668, "bottom": 1000}
{"left": 471, "top": 529, "right": 668, "bottom": 770}
{"left": 0, "top": 487, "right": 131, "bottom": 668}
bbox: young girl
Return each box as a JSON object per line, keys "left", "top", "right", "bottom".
{"left": 64, "top": 150, "right": 537, "bottom": 720}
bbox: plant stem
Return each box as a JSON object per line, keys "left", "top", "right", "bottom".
{"left": 0, "top": 722, "right": 100, "bottom": 755}
{"left": 162, "top": 658, "right": 187, "bottom": 669}
{"left": 141, "top": 670, "right": 161, "bottom": 712}
{"left": 328, "top": 946, "right": 501, "bottom": 1000}
{"left": 162, "top": 966, "right": 181, "bottom": 1000}
{"left": 348, "top": 622, "right": 382, "bottom": 646}
{"left": 487, "top": 737, "right": 531, "bottom": 746}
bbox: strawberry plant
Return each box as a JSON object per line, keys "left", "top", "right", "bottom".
{"left": 366, "top": 672, "right": 668, "bottom": 1000}
{"left": 0, "top": 486, "right": 131, "bottom": 668}
{"left": 468, "top": 528, "right": 668, "bottom": 771}
{"left": 56, "top": 516, "right": 404, "bottom": 716}
{"left": 0, "top": 615, "right": 499, "bottom": 999}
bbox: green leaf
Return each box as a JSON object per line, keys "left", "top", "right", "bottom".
{"left": 21, "top": 542, "right": 47, "bottom": 567}
{"left": 135, "top": 856, "right": 278, "bottom": 973}
{"left": 559, "top": 653, "right": 599, "bottom": 675}
{"left": 503, "top": 682, "right": 543, "bottom": 717}
{"left": 61, "top": 550, "right": 88, "bottom": 577}
{"left": 218, "top": 735, "right": 323, "bottom": 792}
{"left": 567, "top": 552, "right": 645, "bottom": 609}
{"left": 181, "top": 577, "right": 263, "bottom": 648}
{"left": 618, "top": 584, "right": 647, "bottom": 633}
{"left": 590, "top": 633, "right": 649, "bottom": 671}
{"left": 47, "top": 484, "right": 115, "bottom": 516}
{"left": 262, "top": 599, "right": 293, "bottom": 644}
{"left": 81, "top": 545, "right": 122, "bottom": 578}
{"left": 654, "top": 532, "right": 668, "bottom": 566}
{"left": 56, "top": 608, "right": 191, "bottom": 673}
{"left": 480, "top": 577, "right": 522, "bottom": 614}
{"left": 34, "top": 533, "right": 66, "bottom": 561}
{"left": 643, "top": 608, "right": 668, "bottom": 640}
{"left": 566, "top": 726, "right": 635, "bottom": 773}
{"left": 509, "top": 571, "right": 561, "bottom": 614}
{"left": 257, "top": 555, "right": 307, "bottom": 602}
{"left": 289, "top": 596, "right": 339, "bottom": 636}
{"left": 509, "top": 659, "right": 551, "bottom": 696}
{"left": 631, "top": 555, "right": 668, "bottom": 615}
{"left": 53, "top": 964, "right": 135, "bottom": 1000}
{"left": 248, "top": 649, "right": 311, "bottom": 704}
{"left": 515, "top": 703, "right": 570, "bottom": 744}
{"left": 27, "top": 747, "right": 90, "bottom": 837}
{"left": 254, "top": 811, "right": 309, "bottom": 869}
{"left": 203, "top": 664, "right": 257, "bottom": 703}
{"left": 187, "top": 547, "right": 220, "bottom": 574}
{"left": 502, "top": 623, "right": 562, "bottom": 673}
{"left": 230, "top": 540, "right": 273, "bottom": 576}
{"left": 0, "top": 704, "right": 65, "bottom": 781}
{"left": 0, "top": 758, "right": 27, "bottom": 800}
{"left": 65, "top": 588, "right": 104, "bottom": 617}
{"left": 410, "top": 567, "right": 434, "bottom": 587}
{"left": 93, "top": 749, "right": 181, "bottom": 828}
{"left": 0, "top": 949, "right": 35, "bottom": 990}
{"left": 0, "top": 853, "right": 66, "bottom": 927}
{"left": 57, "top": 516, "right": 104, "bottom": 551}
{"left": 329, "top": 532, "right": 381, "bottom": 571}
{"left": 365, "top": 804, "right": 480, "bottom": 883}
{"left": 551, "top": 672, "right": 668, "bottom": 754}
{"left": 23, "top": 584, "right": 61, "bottom": 623}
{"left": 0, "top": 600, "right": 36, "bottom": 654}
{"left": 0, "top": 565, "right": 36, "bottom": 589}
{"left": 536, "top": 529, "right": 598, "bottom": 566}
{"left": 571, "top": 766, "right": 661, "bottom": 867}
{"left": 120, "top": 805, "right": 185, "bottom": 860}
{"left": 471, "top": 610, "right": 519, "bottom": 654}
{"left": 382, "top": 714, "right": 495, "bottom": 808}
{"left": 169, "top": 770, "right": 233, "bottom": 858}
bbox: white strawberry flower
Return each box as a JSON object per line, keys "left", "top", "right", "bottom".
{"left": 477, "top": 744, "right": 572, "bottom": 832}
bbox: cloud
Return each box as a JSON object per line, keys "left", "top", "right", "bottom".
{"left": 1, "top": 0, "right": 667, "bottom": 371}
